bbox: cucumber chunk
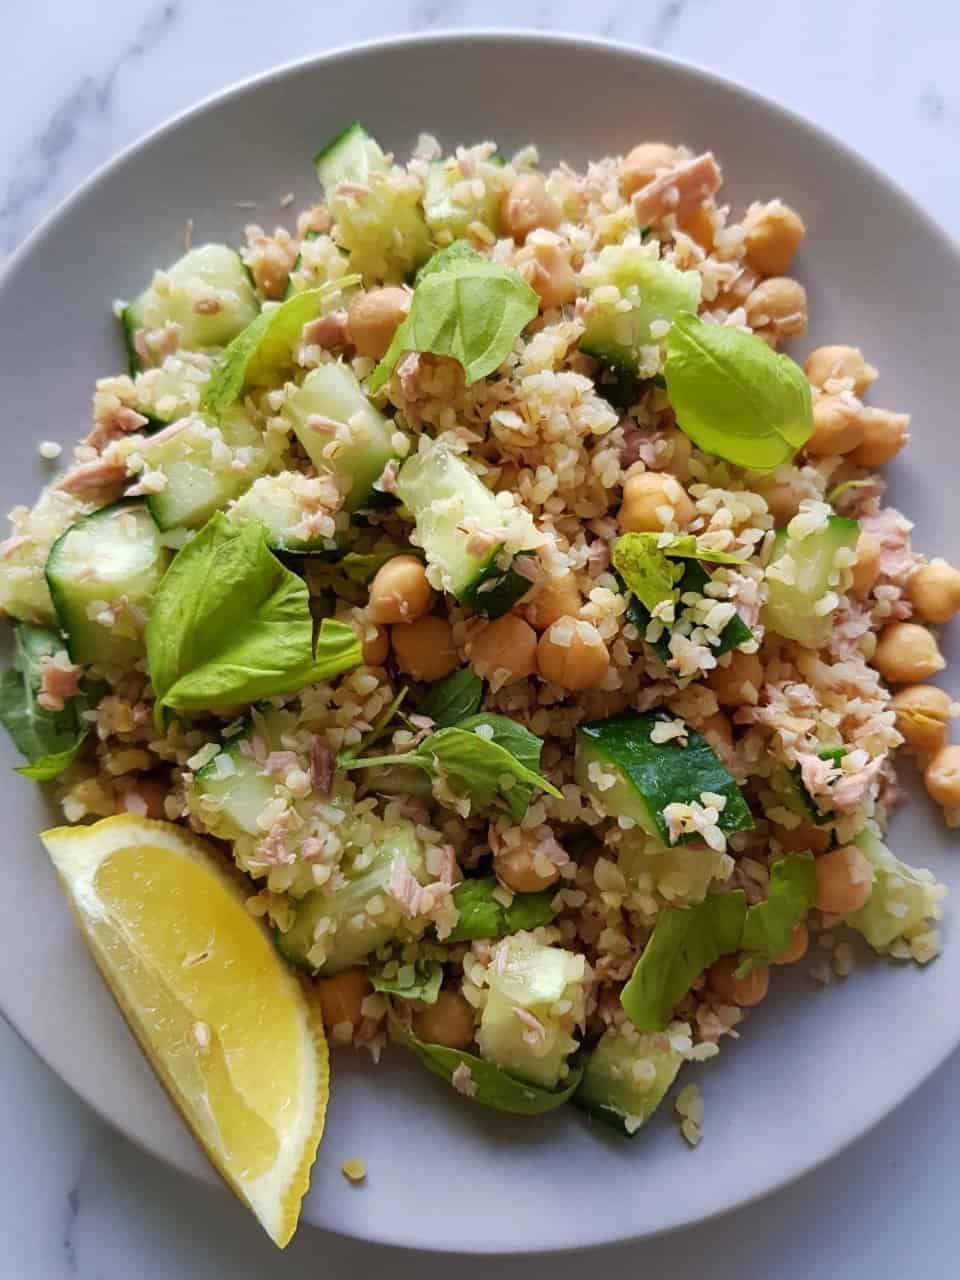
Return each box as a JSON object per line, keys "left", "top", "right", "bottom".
{"left": 575, "top": 1023, "right": 685, "bottom": 1135}
{"left": 423, "top": 157, "right": 502, "bottom": 243}
{"left": 226, "top": 471, "right": 341, "bottom": 553}
{"left": 275, "top": 818, "right": 428, "bottom": 975}
{"left": 45, "top": 502, "right": 170, "bottom": 665}
{"left": 580, "top": 240, "right": 701, "bottom": 376}
{"left": 764, "top": 512, "right": 859, "bottom": 649}
{"left": 395, "top": 443, "right": 532, "bottom": 617}
{"left": 0, "top": 488, "right": 94, "bottom": 625}
{"left": 121, "top": 244, "right": 259, "bottom": 371}
{"left": 575, "top": 712, "right": 754, "bottom": 847}
{"left": 128, "top": 408, "right": 267, "bottom": 531}
{"left": 315, "top": 123, "right": 432, "bottom": 284}
{"left": 476, "top": 933, "right": 586, "bottom": 1089}
{"left": 847, "top": 826, "right": 946, "bottom": 953}
{"left": 284, "top": 363, "right": 398, "bottom": 513}
{"left": 132, "top": 351, "right": 216, "bottom": 427}
{"left": 191, "top": 737, "right": 278, "bottom": 841}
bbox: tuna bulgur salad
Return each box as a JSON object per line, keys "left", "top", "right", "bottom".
{"left": 4, "top": 124, "right": 958, "bottom": 1145}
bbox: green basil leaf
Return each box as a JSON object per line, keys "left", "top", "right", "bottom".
{"left": 611, "top": 534, "right": 680, "bottom": 613}
{"left": 620, "top": 891, "right": 748, "bottom": 1031}
{"left": 656, "top": 534, "right": 749, "bottom": 565}
{"left": 739, "top": 853, "right": 815, "bottom": 965}
{"left": 420, "top": 667, "right": 484, "bottom": 728}
{"left": 201, "top": 280, "right": 358, "bottom": 416}
{"left": 664, "top": 312, "right": 813, "bottom": 471}
{"left": 146, "top": 514, "right": 361, "bottom": 716}
{"left": 455, "top": 713, "right": 544, "bottom": 776}
{"left": 338, "top": 546, "right": 412, "bottom": 584}
{"left": 369, "top": 956, "right": 443, "bottom": 1004}
{"left": 446, "top": 876, "right": 556, "bottom": 942}
{"left": 0, "top": 625, "right": 90, "bottom": 779}
{"left": 369, "top": 241, "right": 538, "bottom": 392}
{"left": 397, "top": 1017, "right": 582, "bottom": 1115}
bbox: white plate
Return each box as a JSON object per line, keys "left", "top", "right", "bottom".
{"left": 1, "top": 30, "right": 958, "bottom": 1256}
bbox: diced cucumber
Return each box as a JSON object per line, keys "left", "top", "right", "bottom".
{"left": 190, "top": 737, "right": 278, "bottom": 841}
{"left": 284, "top": 363, "right": 398, "bottom": 513}
{"left": 315, "top": 123, "right": 432, "bottom": 283}
{"left": 574, "top": 1023, "right": 685, "bottom": 1135}
{"left": 0, "top": 488, "right": 94, "bottom": 625}
{"left": 476, "top": 933, "right": 585, "bottom": 1089}
{"left": 275, "top": 818, "right": 428, "bottom": 975}
{"left": 395, "top": 444, "right": 532, "bottom": 617}
{"left": 314, "top": 122, "right": 388, "bottom": 191}
{"left": 128, "top": 407, "right": 267, "bottom": 531}
{"left": 133, "top": 351, "right": 216, "bottom": 427}
{"left": 423, "top": 158, "right": 502, "bottom": 243}
{"left": 617, "top": 829, "right": 733, "bottom": 907}
{"left": 624, "top": 558, "right": 752, "bottom": 664}
{"left": 575, "top": 712, "right": 754, "bottom": 847}
{"left": 764, "top": 513, "right": 859, "bottom": 649}
{"left": 121, "top": 244, "right": 260, "bottom": 371}
{"left": 580, "top": 241, "right": 701, "bottom": 376}
{"left": 226, "top": 471, "right": 340, "bottom": 553}
{"left": 45, "top": 502, "right": 170, "bottom": 665}
{"left": 847, "top": 827, "right": 945, "bottom": 952}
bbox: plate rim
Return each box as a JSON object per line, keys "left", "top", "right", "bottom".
{"left": 2, "top": 27, "right": 959, "bottom": 1254}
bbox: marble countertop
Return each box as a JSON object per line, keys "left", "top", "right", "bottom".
{"left": 3, "top": 2, "right": 959, "bottom": 1275}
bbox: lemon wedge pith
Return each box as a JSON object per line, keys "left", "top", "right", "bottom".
{"left": 41, "top": 814, "right": 329, "bottom": 1247}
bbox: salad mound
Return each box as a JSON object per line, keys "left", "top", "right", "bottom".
{"left": 1, "top": 123, "right": 955, "bottom": 1241}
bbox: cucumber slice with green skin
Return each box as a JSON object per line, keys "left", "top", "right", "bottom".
{"left": 423, "top": 158, "right": 501, "bottom": 242}
{"left": 190, "top": 737, "right": 278, "bottom": 841}
{"left": 226, "top": 471, "right": 341, "bottom": 554}
{"left": 284, "top": 363, "right": 399, "bottom": 513}
{"left": 45, "top": 501, "right": 170, "bottom": 665}
{"left": 314, "top": 122, "right": 388, "bottom": 191}
{"left": 575, "top": 712, "right": 754, "bottom": 847}
{"left": 395, "top": 445, "right": 533, "bottom": 618}
{"left": 121, "top": 244, "right": 260, "bottom": 372}
{"left": 847, "top": 826, "right": 944, "bottom": 952}
{"left": 574, "top": 1023, "right": 685, "bottom": 1136}
{"left": 315, "top": 123, "right": 433, "bottom": 284}
{"left": 275, "top": 819, "right": 428, "bottom": 976}
{"left": 764, "top": 514, "right": 859, "bottom": 649}
{"left": 131, "top": 407, "right": 267, "bottom": 532}
{"left": 580, "top": 244, "right": 701, "bottom": 376}
{"left": 623, "top": 559, "right": 752, "bottom": 662}
{"left": 0, "top": 488, "right": 93, "bottom": 626}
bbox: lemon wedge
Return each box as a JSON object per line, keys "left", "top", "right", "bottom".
{"left": 41, "top": 814, "right": 329, "bottom": 1247}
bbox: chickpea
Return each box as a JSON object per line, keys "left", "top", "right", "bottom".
{"left": 317, "top": 967, "right": 370, "bottom": 1032}
{"left": 537, "top": 616, "right": 610, "bottom": 691}
{"left": 907, "top": 558, "right": 960, "bottom": 624}
{"left": 619, "top": 142, "right": 681, "bottom": 197}
{"left": 338, "top": 609, "right": 389, "bottom": 666}
{"left": 805, "top": 395, "right": 866, "bottom": 457}
{"left": 743, "top": 201, "right": 806, "bottom": 277}
{"left": 367, "top": 555, "right": 433, "bottom": 625}
{"left": 346, "top": 286, "right": 411, "bottom": 359}
{"left": 848, "top": 408, "right": 909, "bottom": 468}
{"left": 500, "top": 174, "right": 560, "bottom": 243}
{"left": 515, "top": 230, "right": 577, "bottom": 310}
{"left": 850, "top": 531, "right": 882, "bottom": 599}
{"left": 619, "top": 471, "right": 695, "bottom": 533}
{"left": 892, "top": 684, "right": 954, "bottom": 754}
{"left": 771, "top": 821, "right": 831, "bottom": 856}
{"left": 772, "top": 921, "right": 809, "bottom": 966}
{"left": 873, "top": 622, "right": 945, "bottom": 684}
{"left": 136, "top": 776, "right": 169, "bottom": 821}
{"left": 524, "top": 571, "right": 582, "bottom": 632}
{"left": 250, "top": 239, "right": 294, "bottom": 299}
{"left": 804, "top": 345, "right": 877, "bottom": 395}
{"left": 924, "top": 744, "right": 960, "bottom": 809}
{"left": 744, "top": 277, "right": 808, "bottom": 342}
{"left": 757, "top": 477, "right": 803, "bottom": 527}
{"left": 707, "top": 649, "right": 764, "bottom": 708}
{"left": 469, "top": 614, "right": 538, "bottom": 684}
{"left": 392, "top": 615, "right": 458, "bottom": 683}
{"left": 707, "top": 955, "right": 770, "bottom": 1007}
{"left": 412, "top": 990, "right": 476, "bottom": 1051}
{"left": 679, "top": 204, "right": 715, "bottom": 251}
{"left": 814, "top": 845, "right": 874, "bottom": 915}
{"left": 495, "top": 838, "right": 561, "bottom": 894}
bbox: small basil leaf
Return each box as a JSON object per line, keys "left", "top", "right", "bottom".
{"left": 369, "top": 956, "right": 443, "bottom": 1004}
{"left": 420, "top": 667, "right": 484, "bottom": 728}
{"left": 446, "top": 876, "right": 556, "bottom": 943}
{"left": 0, "top": 625, "right": 90, "bottom": 779}
{"left": 739, "top": 853, "right": 815, "bottom": 965}
{"left": 664, "top": 312, "right": 813, "bottom": 471}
